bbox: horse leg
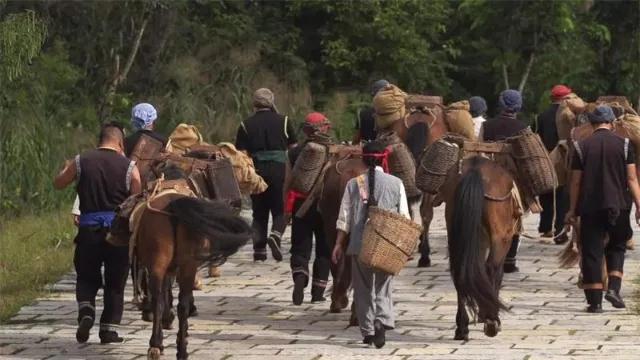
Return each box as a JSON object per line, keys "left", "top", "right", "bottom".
{"left": 177, "top": 264, "right": 197, "bottom": 360}
{"left": 162, "top": 275, "right": 175, "bottom": 330}
{"left": 454, "top": 292, "right": 469, "bottom": 341}
{"left": 147, "top": 273, "right": 165, "bottom": 360}
{"left": 482, "top": 263, "right": 502, "bottom": 337}
{"left": 141, "top": 269, "right": 153, "bottom": 322}
{"left": 418, "top": 195, "right": 434, "bottom": 267}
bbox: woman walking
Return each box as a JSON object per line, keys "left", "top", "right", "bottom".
{"left": 331, "top": 141, "right": 410, "bottom": 348}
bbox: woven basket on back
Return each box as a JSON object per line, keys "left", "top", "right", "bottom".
{"left": 508, "top": 128, "right": 556, "bottom": 195}
{"left": 377, "top": 132, "right": 421, "bottom": 198}
{"left": 416, "top": 138, "right": 460, "bottom": 194}
{"left": 290, "top": 142, "right": 328, "bottom": 194}
{"left": 359, "top": 207, "right": 423, "bottom": 275}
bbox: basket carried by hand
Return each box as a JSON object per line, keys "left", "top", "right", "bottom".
{"left": 508, "top": 128, "right": 556, "bottom": 195}
{"left": 416, "top": 138, "right": 460, "bottom": 194}
{"left": 359, "top": 207, "right": 423, "bottom": 275}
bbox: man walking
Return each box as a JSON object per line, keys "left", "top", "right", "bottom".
{"left": 536, "top": 85, "right": 572, "bottom": 243}
{"left": 480, "top": 89, "right": 528, "bottom": 273}
{"left": 286, "top": 112, "right": 333, "bottom": 305}
{"left": 567, "top": 105, "right": 640, "bottom": 313}
{"left": 54, "top": 122, "right": 141, "bottom": 343}
{"left": 353, "top": 79, "right": 389, "bottom": 144}
{"left": 236, "top": 88, "right": 297, "bottom": 261}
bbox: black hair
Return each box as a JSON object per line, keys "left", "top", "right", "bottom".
{"left": 362, "top": 140, "right": 386, "bottom": 211}
{"left": 99, "top": 121, "right": 126, "bottom": 144}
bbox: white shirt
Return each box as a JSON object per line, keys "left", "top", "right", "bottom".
{"left": 472, "top": 115, "right": 486, "bottom": 139}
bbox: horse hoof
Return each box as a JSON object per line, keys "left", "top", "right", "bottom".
{"left": 453, "top": 333, "right": 469, "bottom": 341}
{"left": 417, "top": 256, "right": 431, "bottom": 268}
{"left": 483, "top": 320, "right": 501, "bottom": 337}
{"left": 147, "top": 347, "right": 162, "bottom": 360}
{"left": 142, "top": 311, "right": 153, "bottom": 322}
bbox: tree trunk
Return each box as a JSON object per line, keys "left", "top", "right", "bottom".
{"left": 98, "top": 15, "right": 150, "bottom": 122}
{"left": 518, "top": 52, "right": 535, "bottom": 93}
{"left": 502, "top": 64, "right": 510, "bottom": 90}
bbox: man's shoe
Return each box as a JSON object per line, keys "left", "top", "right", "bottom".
{"left": 99, "top": 331, "right": 124, "bottom": 344}
{"left": 605, "top": 290, "right": 626, "bottom": 309}
{"left": 373, "top": 319, "right": 386, "bottom": 349}
{"left": 292, "top": 275, "right": 305, "bottom": 306}
{"left": 76, "top": 316, "right": 94, "bottom": 344}
{"left": 253, "top": 252, "right": 267, "bottom": 262}
{"left": 417, "top": 255, "right": 431, "bottom": 268}
{"left": 267, "top": 234, "right": 283, "bottom": 262}
{"left": 208, "top": 265, "right": 222, "bottom": 278}
{"left": 586, "top": 304, "right": 603, "bottom": 313}
{"left": 503, "top": 263, "right": 519, "bottom": 273}
{"left": 363, "top": 335, "right": 374, "bottom": 345}
{"left": 311, "top": 295, "right": 326, "bottom": 303}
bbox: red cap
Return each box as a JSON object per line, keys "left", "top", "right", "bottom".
{"left": 551, "top": 85, "right": 572, "bottom": 99}
{"left": 305, "top": 112, "right": 328, "bottom": 125}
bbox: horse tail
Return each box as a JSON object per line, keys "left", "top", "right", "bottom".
{"left": 167, "top": 197, "right": 252, "bottom": 258}
{"left": 448, "top": 161, "right": 504, "bottom": 316}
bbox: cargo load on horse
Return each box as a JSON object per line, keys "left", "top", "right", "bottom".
{"left": 444, "top": 100, "right": 476, "bottom": 141}
{"left": 129, "top": 133, "right": 165, "bottom": 183}
{"left": 507, "top": 128, "right": 557, "bottom": 196}
{"left": 289, "top": 140, "right": 330, "bottom": 194}
{"left": 416, "top": 136, "right": 460, "bottom": 194}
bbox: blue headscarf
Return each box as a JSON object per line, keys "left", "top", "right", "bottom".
{"left": 469, "top": 96, "right": 488, "bottom": 117}
{"left": 371, "top": 79, "right": 390, "bottom": 96}
{"left": 498, "top": 90, "right": 522, "bottom": 113}
{"left": 588, "top": 105, "right": 615, "bottom": 124}
{"left": 131, "top": 103, "right": 158, "bottom": 130}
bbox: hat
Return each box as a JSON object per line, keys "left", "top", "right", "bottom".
{"left": 131, "top": 103, "right": 158, "bottom": 130}
{"left": 371, "top": 79, "right": 390, "bottom": 96}
{"left": 498, "top": 89, "right": 522, "bottom": 113}
{"left": 305, "top": 112, "right": 328, "bottom": 125}
{"left": 469, "top": 96, "right": 487, "bottom": 117}
{"left": 588, "top": 105, "right": 615, "bottom": 124}
{"left": 551, "top": 85, "right": 572, "bottom": 100}
{"left": 252, "top": 88, "right": 276, "bottom": 110}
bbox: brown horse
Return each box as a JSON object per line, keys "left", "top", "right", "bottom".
{"left": 441, "top": 156, "right": 520, "bottom": 340}
{"left": 124, "top": 193, "right": 252, "bottom": 360}
{"left": 318, "top": 152, "right": 365, "bottom": 314}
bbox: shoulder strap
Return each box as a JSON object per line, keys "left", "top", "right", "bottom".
{"left": 240, "top": 121, "right": 247, "bottom": 134}
{"left": 75, "top": 154, "right": 81, "bottom": 181}
{"left": 624, "top": 138, "right": 630, "bottom": 162}
{"left": 573, "top": 140, "right": 584, "bottom": 164}
{"left": 283, "top": 116, "right": 289, "bottom": 139}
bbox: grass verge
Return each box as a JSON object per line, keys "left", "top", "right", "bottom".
{"left": 0, "top": 210, "right": 75, "bottom": 322}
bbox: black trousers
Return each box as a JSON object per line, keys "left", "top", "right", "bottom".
{"left": 290, "top": 202, "right": 331, "bottom": 295}
{"left": 74, "top": 228, "right": 129, "bottom": 332}
{"left": 580, "top": 209, "right": 631, "bottom": 304}
{"left": 505, "top": 235, "right": 520, "bottom": 266}
{"left": 538, "top": 186, "right": 569, "bottom": 234}
{"left": 251, "top": 161, "right": 286, "bottom": 254}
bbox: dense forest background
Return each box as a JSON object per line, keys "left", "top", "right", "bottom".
{"left": 0, "top": 0, "right": 639, "bottom": 214}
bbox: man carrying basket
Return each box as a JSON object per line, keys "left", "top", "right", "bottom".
{"left": 332, "top": 141, "right": 411, "bottom": 349}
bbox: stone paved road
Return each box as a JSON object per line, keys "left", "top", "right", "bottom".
{"left": 1, "top": 207, "right": 639, "bottom": 360}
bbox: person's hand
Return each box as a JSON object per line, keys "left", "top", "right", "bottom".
{"left": 565, "top": 210, "right": 576, "bottom": 226}
{"left": 73, "top": 215, "right": 80, "bottom": 227}
{"left": 331, "top": 244, "right": 344, "bottom": 265}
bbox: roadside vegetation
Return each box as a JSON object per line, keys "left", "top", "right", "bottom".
{"left": 0, "top": 211, "right": 75, "bottom": 322}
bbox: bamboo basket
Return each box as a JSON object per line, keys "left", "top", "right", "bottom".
{"left": 416, "top": 138, "right": 460, "bottom": 194}
{"left": 290, "top": 142, "right": 328, "bottom": 194}
{"left": 359, "top": 207, "right": 423, "bottom": 275}
{"left": 508, "top": 128, "right": 556, "bottom": 195}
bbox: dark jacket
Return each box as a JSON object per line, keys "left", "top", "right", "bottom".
{"left": 356, "top": 106, "right": 377, "bottom": 142}
{"left": 76, "top": 148, "right": 133, "bottom": 214}
{"left": 235, "top": 110, "right": 297, "bottom": 156}
{"left": 481, "top": 112, "right": 528, "bottom": 142}
{"left": 572, "top": 129, "right": 635, "bottom": 216}
{"left": 536, "top": 104, "right": 561, "bottom": 151}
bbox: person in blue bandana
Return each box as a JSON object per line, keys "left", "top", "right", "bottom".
{"left": 54, "top": 122, "right": 142, "bottom": 344}
{"left": 124, "top": 103, "right": 167, "bottom": 156}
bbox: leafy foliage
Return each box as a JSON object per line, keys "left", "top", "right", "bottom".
{"left": 0, "top": 0, "right": 638, "bottom": 214}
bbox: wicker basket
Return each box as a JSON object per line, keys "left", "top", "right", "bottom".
{"left": 508, "top": 128, "right": 556, "bottom": 195}
{"left": 416, "top": 138, "right": 459, "bottom": 194}
{"left": 377, "top": 132, "right": 421, "bottom": 198}
{"left": 359, "top": 207, "right": 423, "bottom": 275}
{"left": 290, "top": 142, "right": 328, "bottom": 194}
